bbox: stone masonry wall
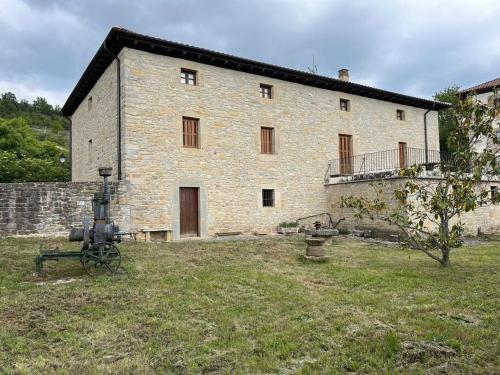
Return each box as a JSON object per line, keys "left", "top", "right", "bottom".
{"left": 0, "top": 182, "right": 129, "bottom": 237}
{"left": 118, "top": 47, "right": 441, "bottom": 239}
{"left": 326, "top": 178, "right": 404, "bottom": 236}
{"left": 327, "top": 178, "right": 500, "bottom": 236}
{"left": 71, "top": 59, "right": 121, "bottom": 182}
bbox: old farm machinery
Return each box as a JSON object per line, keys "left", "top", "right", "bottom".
{"left": 35, "top": 167, "right": 124, "bottom": 276}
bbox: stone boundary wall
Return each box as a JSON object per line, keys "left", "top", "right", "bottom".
{"left": 0, "top": 182, "right": 129, "bottom": 237}
{"left": 326, "top": 178, "right": 500, "bottom": 237}
{"left": 326, "top": 179, "right": 404, "bottom": 237}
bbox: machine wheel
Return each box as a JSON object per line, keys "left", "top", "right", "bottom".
{"left": 82, "top": 242, "right": 121, "bottom": 276}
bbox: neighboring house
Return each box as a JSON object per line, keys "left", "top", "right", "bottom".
{"left": 62, "top": 27, "right": 449, "bottom": 239}
{"left": 459, "top": 77, "right": 500, "bottom": 154}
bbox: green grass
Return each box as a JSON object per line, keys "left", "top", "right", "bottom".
{"left": 0, "top": 236, "right": 499, "bottom": 374}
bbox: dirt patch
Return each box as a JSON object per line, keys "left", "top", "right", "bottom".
{"left": 34, "top": 277, "right": 83, "bottom": 286}
{"left": 438, "top": 312, "right": 479, "bottom": 325}
{"left": 399, "top": 341, "right": 456, "bottom": 366}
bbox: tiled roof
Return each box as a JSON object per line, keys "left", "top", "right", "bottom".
{"left": 460, "top": 77, "right": 500, "bottom": 94}
{"left": 62, "top": 27, "right": 450, "bottom": 116}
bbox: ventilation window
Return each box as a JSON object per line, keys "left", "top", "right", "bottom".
{"left": 340, "top": 98, "right": 350, "bottom": 111}
{"left": 260, "top": 84, "right": 273, "bottom": 99}
{"left": 88, "top": 139, "right": 93, "bottom": 164}
{"left": 180, "top": 68, "right": 197, "bottom": 85}
{"left": 397, "top": 109, "right": 405, "bottom": 121}
{"left": 262, "top": 189, "right": 275, "bottom": 207}
{"left": 88, "top": 96, "right": 92, "bottom": 111}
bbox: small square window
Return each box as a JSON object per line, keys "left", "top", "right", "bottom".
{"left": 340, "top": 98, "right": 350, "bottom": 111}
{"left": 396, "top": 109, "right": 405, "bottom": 121}
{"left": 180, "top": 69, "right": 197, "bottom": 85}
{"left": 260, "top": 84, "right": 273, "bottom": 99}
{"left": 262, "top": 189, "right": 275, "bottom": 207}
{"left": 88, "top": 96, "right": 92, "bottom": 111}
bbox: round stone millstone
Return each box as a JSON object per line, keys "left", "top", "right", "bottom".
{"left": 305, "top": 229, "right": 339, "bottom": 237}
{"left": 305, "top": 237, "right": 326, "bottom": 246}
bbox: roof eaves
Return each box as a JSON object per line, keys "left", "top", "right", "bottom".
{"left": 62, "top": 27, "right": 450, "bottom": 116}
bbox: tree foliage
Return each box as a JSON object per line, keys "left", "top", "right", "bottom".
{"left": 342, "top": 96, "right": 499, "bottom": 267}
{"left": 434, "top": 86, "right": 461, "bottom": 155}
{"left": 0, "top": 92, "right": 69, "bottom": 147}
{"left": 0, "top": 92, "right": 70, "bottom": 182}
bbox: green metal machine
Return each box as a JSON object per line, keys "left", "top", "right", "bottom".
{"left": 35, "top": 167, "right": 123, "bottom": 276}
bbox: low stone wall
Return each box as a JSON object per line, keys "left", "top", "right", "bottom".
{"left": 326, "top": 178, "right": 404, "bottom": 237}
{"left": 326, "top": 178, "right": 500, "bottom": 237}
{"left": 0, "top": 181, "right": 129, "bottom": 237}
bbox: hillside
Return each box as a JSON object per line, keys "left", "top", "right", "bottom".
{"left": 0, "top": 92, "right": 70, "bottom": 182}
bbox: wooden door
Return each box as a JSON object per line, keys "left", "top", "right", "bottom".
{"left": 180, "top": 187, "right": 199, "bottom": 236}
{"left": 399, "top": 142, "right": 407, "bottom": 168}
{"left": 339, "top": 134, "right": 353, "bottom": 175}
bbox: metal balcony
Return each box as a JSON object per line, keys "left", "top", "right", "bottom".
{"left": 326, "top": 147, "right": 444, "bottom": 181}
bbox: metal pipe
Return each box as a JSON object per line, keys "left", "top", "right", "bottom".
{"left": 424, "top": 109, "right": 431, "bottom": 166}
{"left": 423, "top": 102, "right": 436, "bottom": 168}
{"left": 102, "top": 42, "right": 122, "bottom": 180}
{"left": 65, "top": 116, "right": 72, "bottom": 181}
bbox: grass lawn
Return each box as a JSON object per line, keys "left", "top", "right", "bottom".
{"left": 0, "top": 236, "right": 499, "bottom": 374}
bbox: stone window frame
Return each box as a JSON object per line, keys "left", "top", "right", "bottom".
{"left": 396, "top": 109, "right": 405, "bottom": 121}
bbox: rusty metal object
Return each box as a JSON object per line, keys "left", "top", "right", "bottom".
{"left": 35, "top": 167, "right": 125, "bottom": 276}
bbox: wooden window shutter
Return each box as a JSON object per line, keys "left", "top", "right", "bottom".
{"left": 339, "top": 134, "right": 353, "bottom": 175}
{"left": 261, "top": 127, "right": 274, "bottom": 154}
{"left": 183, "top": 117, "right": 199, "bottom": 148}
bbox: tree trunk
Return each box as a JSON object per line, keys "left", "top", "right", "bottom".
{"left": 441, "top": 249, "right": 450, "bottom": 267}
{"left": 440, "top": 215, "right": 451, "bottom": 267}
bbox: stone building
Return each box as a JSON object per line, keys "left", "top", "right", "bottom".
{"left": 62, "top": 27, "right": 451, "bottom": 240}
{"left": 459, "top": 77, "right": 500, "bottom": 154}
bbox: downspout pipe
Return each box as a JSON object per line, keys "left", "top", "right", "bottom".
{"left": 65, "top": 116, "right": 72, "bottom": 181}
{"left": 423, "top": 102, "right": 436, "bottom": 169}
{"left": 102, "top": 42, "right": 122, "bottom": 180}
{"left": 424, "top": 109, "right": 431, "bottom": 167}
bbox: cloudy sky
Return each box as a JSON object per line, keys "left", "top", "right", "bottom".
{"left": 1, "top": 0, "right": 499, "bottom": 106}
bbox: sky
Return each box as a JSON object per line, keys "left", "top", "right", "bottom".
{"left": 0, "top": 0, "right": 499, "bottom": 106}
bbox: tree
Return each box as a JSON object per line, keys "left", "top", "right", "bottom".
{"left": 434, "top": 86, "right": 460, "bottom": 155}
{"left": 0, "top": 118, "right": 69, "bottom": 182}
{"left": 0, "top": 91, "right": 70, "bottom": 149}
{"left": 32, "top": 97, "right": 54, "bottom": 115}
{"left": 0, "top": 92, "right": 19, "bottom": 117}
{"left": 341, "top": 96, "right": 499, "bottom": 267}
